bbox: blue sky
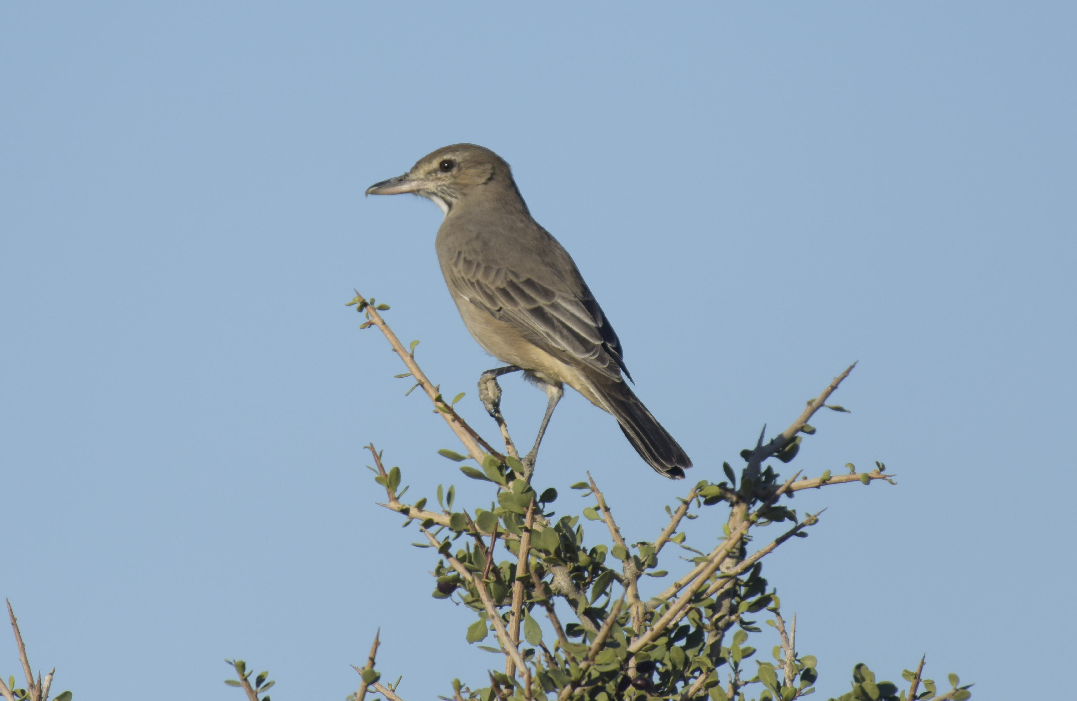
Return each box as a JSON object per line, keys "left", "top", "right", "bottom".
{"left": 2, "top": 3, "right": 1074, "bottom": 699}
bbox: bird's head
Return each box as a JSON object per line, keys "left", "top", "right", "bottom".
{"left": 365, "top": 144, "right": 516, "bottom": 216}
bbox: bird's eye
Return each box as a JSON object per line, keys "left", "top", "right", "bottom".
{"left": 439, "top": 159, "right": 455, "bottom": 172}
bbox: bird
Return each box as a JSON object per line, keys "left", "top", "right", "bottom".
{"left": 366, "top": 144, "right": 691, "bottom": 479}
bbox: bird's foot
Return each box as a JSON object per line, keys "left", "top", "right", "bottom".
{"left": 478, "top": 366, "right": 521, "bottom": 419}
{"left": 478, "top": 374, "right": 504, "bottom": 419}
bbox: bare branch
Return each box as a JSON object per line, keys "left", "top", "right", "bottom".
{"left": 775, "top": 611, "right": 796, "bottom": 687}
{"left": 422, "top": 529, "right": 530, "bottom": 684}
{"left": 0, "top": 677, "right": 15, "bottom": 701}
{"left": 702, "top": 512, "right": 823, "bottom": 600}
{"left": 351, "top": 629, "right": 381, "bottom": 701}
{"left": 529, "top": 570, "right": 571, "bottom": 649}
{"left": 557, "top": 598, "right": 625, "bottom": 701}
{"left": 481, "top": 521, "right": 498, "bottom": 582}
{"left": 651, "top": 486, "right": 701, "bottom": 559}
{"left": 629, "top": 519, "right": 751, "bottom": 654}
{"left": 40, "top": 669, "right": 53, "bottom": 701}
{"left": 907, "top": 655, "right": 926, "bottom": 701}
{"left": 353, "top": 292, "right": 500, "bottom": 462}
{"left": 372, "top": 681, "right": 406, "bottom": 701}
{"left": 789, "top": 470, "right": 893, "bottom": 492}
{"left": 587, "top": 473, "right": 643, "bottom": 629}
{"left": 649, "top": 473, "right": 801, "bottom": 612}
{"left": 506, "top": 501, "right": 536, "bottom": 678}
{"left": 746, "top": 363, "right": 857, "bottom": 471}
{"left": 7, "top": 601, "right": 36, "bottom": 701}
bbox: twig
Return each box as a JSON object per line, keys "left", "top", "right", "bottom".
{"left": 351, "top": 629, "right": 381, "bottom": 701}
{"left": 745, "top": 363, "right": 856, "bottom": 470}
{"left": 651, "top": 486, "right": 702, "bottom": 559}
{"left": 506, "top": 501, "right": 535, "bottom": 678}
{"left": 629, "top": 519, "right": 751, "bottom": 654}
{"left": 40, "top": 669, "right": 53, "bottom": 701}
{"left": 702, "top": 512, "right": 823, "bottom": 600}
{"left": 7, "top": 601, "right": 37, "bottom": 701}
{"left": 482, "top": 521, "right": 499, "bottom": 582}
{"left": 775, "top": 611, "right": 796, "bottom": 687}
{"left": 789, "top": 471, "right": 893, "bottom": 492}
{"left": 422, "top": 529, "right": 530, "bottom": 690}
{"left": 587, "top": 473, "right": 643, "bottom": 629}
{"left": 353, "top": 292, "right": 501, "bottom": 462}
{"left": 372, "top": 681, "right": 406, "bottom": 701}
{"left": 556, "top": 598, "right": 625, "bottom": 701}
{"left": 529, "top": 570, "right": 571, "bottom": 649}
{"left": 907, "top": 655, "right": 926, "bottom": 701}
{"left": 235, "top": 670, "right": 261, "bottom": 701}
{"left": 649, "top": 473, "right": 801, "bottom": 611}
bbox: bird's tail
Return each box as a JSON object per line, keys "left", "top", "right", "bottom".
{"left": 590, "top": 376, "right": 692, "bottom": 479}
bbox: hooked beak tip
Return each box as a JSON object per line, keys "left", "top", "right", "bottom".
{"left": 366, "top": 174, "right": 424, "bottom": 197}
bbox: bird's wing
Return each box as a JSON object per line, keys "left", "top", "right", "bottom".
{"left": 446, "top": 252, "right": 629, "bottom": 382}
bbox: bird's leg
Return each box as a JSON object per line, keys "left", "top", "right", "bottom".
{"left": 523, "top": 383, "right": 564, "bottom": 478}
{"left": 479, "top": 366, "right": 522, "bottom": 459}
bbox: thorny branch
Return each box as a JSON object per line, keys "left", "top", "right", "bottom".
{"left": 586, "top": 473, "right": 643, "bottom": 630}
{"left": 351, "top": 630, "right": 381, "bottom": 701}
{"left": 352, "top": 300, "right": 918, "bottom": 699}
{"left": 351, "top": 292, "right": 501, "bottom": 463}
{"left": 421, "top": 528, "right": 531, "bottom": 695}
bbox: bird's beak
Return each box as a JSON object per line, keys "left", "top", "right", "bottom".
{"left": 365, "top": 173, "right": 426, "bottom": 196}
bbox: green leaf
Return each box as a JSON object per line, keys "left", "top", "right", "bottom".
{"left": 449, "top": 512, "right": 468, "bottom": 532}
{"left": 723, "top": 462, "right": 737, "bottom": 486}
{"left": 361, "top": 668, "right": 380, "bottom": 684}
{"left": 800, "top": 424, "right": 816, "bottom": 435}
{"left": 386, "top": 466, "right": 401, "bottom": 492}
{"left": 481, "top": 454, "right": 507, "bottom": 485}
{"left": 776, "top": 436, "right": 801, "bottom": 463}
{"left": 948, "top": 673, "right": 960, "bottom": 688}
{"left": 460, "top": 465, "right": 492, "bottom": 482}
{"left": 475, "top": 510, "right": 499, "bottom": 534}
{"left": 710, "top": 686, "right": 729, "bottom": 701}
{"left": 532, "top": 526, "right": 559, "bottom": 553}
{"left": 438, "top": 449, "right": 468, "bottom": 462}
{"left": 590, "top": 570, "right": 616, "bottom": 603}
{"left": 800, "top": 655, "right": 817, "bottom": 669}
{"left": 539, "top": 488, "right": 558, "bottom": 503}
{"left": 54, "top": 693, "right": 73, "bottom": 701}
{"left": 466, "top": 618, "right": 489, "bottom": 643}
{"left": 757, "top": 662, "right": 778, "bottom": 691}
{"left": 570, "top": 481, "right": 589, "bottom": 490}
{"left": 451, "top": 392, "right": 465, "bottom": 406}
{"left": 826, "top": 403, "right": 850, "bottom": 413}
{"left": 505, "top": 455, "right": 525, "bottom": 474}
{"left": 859, "top": 473, "right": 871, "bottom": 485}
{"left": 409, "top": 339, "right": 419, "bottom": 354}
{"left": 524, "top": 613, "right": 543, "bottom": 645}
{"left": 497, "top": 490, "right": 527, "bottom": 514}
{"left": 611, "top": 544, "right": 627, "bottom": 560}
{"left": 225, "top": 680, "right": 242, "bottom": 687}
{"left": 582, "top": 506, "right": 601, "bottom": 521}
{"left": 375, "top": 303, "right": 390, "bottom": 310}
{"left": 446, "top": 485, "right": 455, "bottom": 509}
{"left": 820, "top": 470, "right": 831, "bottom": 481}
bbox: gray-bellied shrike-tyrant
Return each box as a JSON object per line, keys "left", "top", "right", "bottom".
{"left": 367, "top": 144, "right": 692, "bottom": 479}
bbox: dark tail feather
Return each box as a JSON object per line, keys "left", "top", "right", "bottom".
{"left": 597, "top": 379, "right": 692, "bottom": 479}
